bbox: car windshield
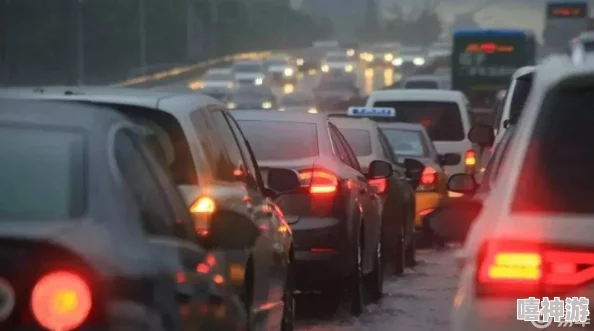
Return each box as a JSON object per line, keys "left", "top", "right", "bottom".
{"left": 339, "top": 128, "right": 372, "bottom": 156}
{"left": 0, "top": 126, "right": 85, "bottom": 220}
{"left": 404, "top": 80, "right": 439, "bottom": 89}
{"left": 372, "top": 101, "right": 465, "bottom": 141}
{"left": 583, "top": 41, "right": 594, "bottom": 52}
{"left": 381, "top": 128, "right": 428, "bottom": 157}
{"left": 508, "top": 73, "right": 533, "bottom": 124}
{"left": 512, "top": 86, "right": 594, "bottom": 214}
{"left": 234, "top": 63, "right": 262, "bottom": 72}
{"left": 237, "top": 120, "right": 319, "bottom": 160}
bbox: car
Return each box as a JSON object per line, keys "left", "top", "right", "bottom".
{"left": 226, "top": 85, "right": 277, "bottom": 110}
{"left": 431, "top": 55, "right": 594, "bottom": 331}
{"left": 363, "top": 43, "right": 400, "bottom": 67}
{"left": 377, "top": 122, "right": 459, "bottom": 242}
{"left": 187, "top": 68, "right": 235, "bottom": 101}
{"left": 402, "top": 75, "right": 451, "bottom": 90}
{"left": 392, "top": 46, "right": 427, "bottom": 73}
{"left": 313, "top": 76, "right": 360, "bottom": 106}
{"left": 0, "top": 99, "right": 252, "bottom": 331}
{"left": 231, "top": 60, "right": 267, "bottom": 86}
{"left": 328, "top": 116, "right": 426, "bottom": 274}
{"left": 0, "top": 87, "right": 296, "bottom": 331}
{"left": 265, "top": 55, "right": 297, "bottom": 83}
{"left": 232, "top": 110, "right": 392, "bottom": 316}
{"left": 364, "top": 90, "right": 476, "bottom": 175}
{"left": 320, "top": 51, "right": 356, "bottom": 76}
{"left": 279, "top": 92, "right": 318, "bottom": 113}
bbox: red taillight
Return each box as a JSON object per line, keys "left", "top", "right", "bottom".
{"left": 368, "top": 178, "right": 387, "bottom": 194}
{"left": 417, "top": 166, "right": 437, "bottom": 191}
{"left": 299, "top": 169, "right": 338, "bottom": 194}
{"left": 464, "top": 150, "right": 476, "bottom": 167}
{"left": 480, "top": 43, "right": 497, "bottom": 53}
{"left": 31, "top": 271, "right": 92, "bottom": 331}
{"left": 476, "top": 241, "right": 594, "bottom": 297}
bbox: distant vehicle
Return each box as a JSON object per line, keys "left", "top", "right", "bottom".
{"left": 279, "top": 92, "right": 318, "bottom": 113}
{"left": 377, "top": 122, "right": 458, "bottom": 240}
{"left": 227, "top": 85, "right": 277, "bottom": 110}
{"left": 543, "top": 1, "right": 589, "bottom": 52}
{"left": 402, "top": 75, "right": 451, "bottom": 90}
{"left": 451, "top": 28, "right": 536, "bottom": 112}
{"left": 0, "top": 99, "right": 249, "bottom": 331}
{"left": 392, "top": 46, "right": 426, "bottom": 73}
{"left": 364, "top": 43, "right": 400, "bottom": 66}
{"left": 265, "top": 55, "right": 297, "bottom": 83}
{"left": 232, "top": 60, "right": 267, "bottom": 86}
{"left": 313, "top": 76, "right": 360, "bottom": 105}
{"left": 428, "top": 41, "right": 451, "bottom": 58}
{"left": 321, "top": 51, "right": 356, "bottom": 75}
{"left": 233, "top": 110, "right": 393, "bottom": 316}
{"left": 189, "top": 67, "right": 235, "bottom": 101}
{"left": 364, "top": 90, "right": 476, "bottom": 175}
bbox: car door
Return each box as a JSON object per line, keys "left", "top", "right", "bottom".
{"left": 209, "top": 108, "right": 276, "bottom": 317}
{"left": 328, "top": 123, "right": 378, "bottom": 274}
{"left": 113, "top": 128, "right": 208, "bottom": 331}
{"left": 223, "top": 111, "right": 290, "bottom": 307}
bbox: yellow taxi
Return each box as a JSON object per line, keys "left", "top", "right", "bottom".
{"left": 378, "top": 122, "right": 460, "bottom": 229}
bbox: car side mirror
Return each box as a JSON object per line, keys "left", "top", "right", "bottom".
{"left": 468, "top": 123, "right": 495, "bottom": 147}
{"left": 439, "top": 153, "right": 461, "bottom": 166}
{"left": 367, "top": 160, "right": 393, "bottom": 179}
{"left": 403, "top": 158, "right": 425, "bottom": 189}
{"left": 424, "top": 198, "right": 483, "bottom": 243}
{"left": 447, "top": 173, "right": 478, "bottom": 195}
{"left": 266, "top": 168, "right": 301, "bottom": 194}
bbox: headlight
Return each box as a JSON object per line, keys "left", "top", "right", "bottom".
{"left": 278, "top": 108, "right": 286, "bottom": 111}
{"left": 384, "top": 53, "right": 393, "bottom": 61}
{"left": 367, "top": 54, "right": 374, "bottom": 62}
{"left": 226, "top": 82, "right": 234, "bottom": 89}
{"left": 262, "top": 101, "right": 272, "bottom": 109}
{"left": 392, "top": 58, "right": 403, "bottom": 66}
{"left": 254, "top": 77, "right": 264, "bottom": 85}
{"left": 296, "top": 58, "right": 304, "bottom": 66}
{"left": 308, "top": 107, "right": 318, "bottom": 114}
{"left": 345, "top": 64, "right": 353, "bottom": 72}
{"left": 321, "top": 64, "right": 329, "bottom": 72}
{"left": 227, "top": 102, "right": 236, "bottom": 109}
{"left": 283, "top": 68, "right": 294, "bottom": 77}
{"left": 347, "top": 49, "right": 355, "bottom": 57}
{"left": 188, "top": 81, "right": 204, "bottom": 90}
{"left": 413, "top": 57, "right": 425, "bottom": 66}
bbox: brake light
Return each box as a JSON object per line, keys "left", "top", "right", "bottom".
{"left": 299, "top": 169, "right": 338, "bottom": 194}
{"left": 369, "top": 178, "right": 387, "bottom": 194}
{"left": 31, "top": 271, "right": 92, "bottom": 331}
{"left": 465, "top": 150, "right": 476, "bottom": 166}
{"left": 476, "top": 240, "right": 594, "bottom": 297}
{"left": 417, "top": 166, "right": 437, "bottom": 191}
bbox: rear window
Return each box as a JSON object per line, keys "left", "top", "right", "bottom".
{"left": 0, "top": 126, "right": 85, "bottom": 220}
{"left": 338, "top": 128, "right": 372, "bottom": 156}
{"left": 107, "top": 105, "right": 198, "bottom": 185}
{"left": 237, "top": 120, "right": 319, "bottom": 160}
{"left": 583, "top": 41, "right": 594, "bottom": 52}
{"left": 381, "top": 128, "right": 428, "bottom": 157}
{"left": 512, "top": 87, "right": 594, "bottom": 214}
{"left": 372, "top": 101, "right": 465, "bottom": 141}
{"left": 404, "top": 81, "right": 438, "bottom": 89}
{"left": 508, "top": 74, "right": 533, "bottom": 124}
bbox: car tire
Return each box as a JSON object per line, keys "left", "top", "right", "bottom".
{"left": 281, "top": 259, "right": 295, "bottom": 331}
{"left": 392, "top": 223, "right": 406, "bottom": 276}
{"left": 366, "top": 241, "right": 383, "bottom": 302}
{"left": 405, "top": 236, "right": 417, "bottom": 267}
{"left": 349, "top": 241, "right": 364, "bottom": 316}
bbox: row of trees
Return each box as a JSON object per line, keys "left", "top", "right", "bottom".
{"left": 0, "top": 0, "right": 333, "bottom": 86}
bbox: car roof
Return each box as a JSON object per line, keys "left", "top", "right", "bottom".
{"left": 369, "top": 89, "right": 464, "bottom": 102}
{"left": 376, "top": 122, "right": 425, "bottom": 131}
{"left": 328, "top": 117, "right": 376, "bottom": 130}
{"left": 0, "top": 98, "right": 125, "bottom": 129}
{"left": 0, "top": 86, "right": 223, "bottom": 117}
{"left": 231, "top": 110, "right": 327, "bottom": 124}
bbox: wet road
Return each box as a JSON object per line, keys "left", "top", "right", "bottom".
{"left": 295, "top": 248, "right": 458, "bottom": 331}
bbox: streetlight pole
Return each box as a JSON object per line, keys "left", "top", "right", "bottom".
{"left": 210, "top": 0, "right": 217, "bottom": 57}
{"left": 186, "top": 0, "right": 192, "bottom": 59}
{"left": 76, "top": 0, "right": 84, "bottom": 84}
{"left": 139, "top": 0, "right": 147, "bottom": 74}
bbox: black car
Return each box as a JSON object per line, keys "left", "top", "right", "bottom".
{"left": 233, "top": 111, "right": 392, "bottom": 316}
{"left": 0, "top": 99, "right": 252, "bottom": 331}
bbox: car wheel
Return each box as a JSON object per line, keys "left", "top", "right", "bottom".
{"left": 349, "top": 242, "right": 364, "bottom": 316}
{"left": 405, "top": 236, "right": 417, "bottom": 267}
{"left": 366, "top": 241, "right": 383, "bottom": 302}
{"left": 392, "top": 223, "right": 405, "bottom": 276}
{"left": 281, "top": 260, "right": 295, "bottom": 331}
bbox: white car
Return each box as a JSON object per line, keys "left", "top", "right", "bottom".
{"left": 365, "top": 89, "right": 474, "bottom": 175}
{"left": 232, "top": 60, "right": 267, "bottom": 86}
{"left": 402, "top": 75, "right": 451, "bottom": 90}
{"left": 192, "top": 67, "right": 234, "bottom": 90}
{"left": 321, "top": 51, "right": 356, "bottom": 74}
{"left": 447, "top": 55, "right": 594, "bottom": 331}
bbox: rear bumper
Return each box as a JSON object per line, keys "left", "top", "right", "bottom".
{"left": 414, "top": 192, "right": 444, "bottom": 229}
{"left": 290, "top": 216, "right": 352, "bottom": 290}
